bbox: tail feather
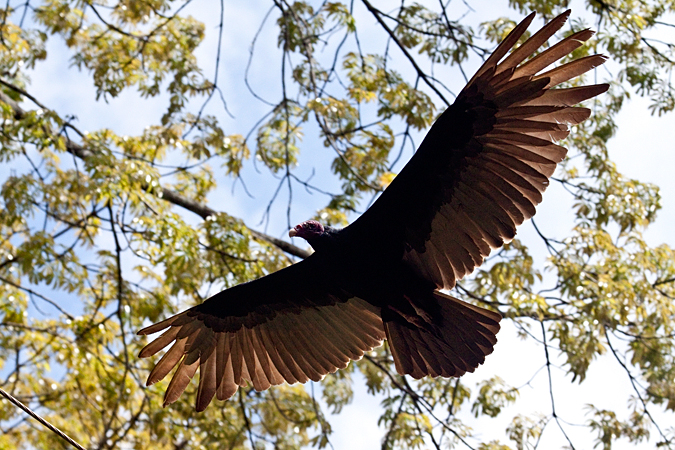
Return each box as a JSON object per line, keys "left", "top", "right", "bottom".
{"left": 384, "top": 292, "right": 501, "bottom": 379}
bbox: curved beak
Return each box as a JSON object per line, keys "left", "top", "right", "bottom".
{"left": 288, "top": 228, "right": 298, "bottom": 238}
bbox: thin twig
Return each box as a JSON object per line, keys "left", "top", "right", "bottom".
{"left": 0, "top": 387, "right": 87, "bottom": 450}
{"left": 604, "top": 329, "right": 671, "bottom": 445}
{"left": 361, "top": 0, "right": 449, "bottom": 106}
{"left": 540, "top": 320, "right": 576, "bottom": 450}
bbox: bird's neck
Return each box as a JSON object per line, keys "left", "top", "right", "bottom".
{"left": 307, "top": 226, "right": 342, "bottom": 252}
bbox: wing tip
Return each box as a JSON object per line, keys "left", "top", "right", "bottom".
{"left": 137, "top": 325, "right": 158, "bottom": 336}
{"left": 138, "top": 312, "right": 189, "bottom": 335}
{"left": 138, "top": 346, "right": 155, "bottom": 359}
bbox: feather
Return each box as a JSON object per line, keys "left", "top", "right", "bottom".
{"left": 238, "top": 327, "right": 259, "bottom": 388}
{"left": 284, "top": 315, "right": 334, "bottom": 376}
{"left": 496, "top": 105, "right": 591, "bottom": 124}
{"left": 485, "top": 164, "right": 543, "bottom": 211}
{"left": 230, "top": 331, "right": 244, "bottom": 386}
{"left": 535, "top": 55, "right": 609, "bottom": 88}
{"left": 384, "top": 321, "right": 414, "bottom": 376}
{"left": 251, "top": 326, "right": 285, "bottom": 386}
{"left": 215, "top": 333, "right": 231, "bottom": 392}
{"left": 493, "top": 78, "right": 549, "bottom": 108}
{"left": 257, "top": 324, "right": 298, "bottom": 384}
{"left": 265, "top": 319, "right": 311, "bottom": 383}
{"left": 466, "top": 12, "right": 536, "bottom": 87}
{"left": 513, "top": 29, "right": 596, "bottom": 79}
{"left": 454, "top": 181, "right": 517, "bottom": 241}
{"left": 519, "top": 84, "right": 610, "bottom": 106}
{"left": 312, "top": 307, "right": 367, "bottom": 360}
{"left": 423, "top": 212, "right": 479, "bottom": 277}
{"left": 497, "top": 10, "right": 571, "bottom": 74}
{"left": 146, "top": 337, "right": 188, "bottom": 386}
{"left": 301, "top": 310, "right": 351, "bottom": 368}
{"left": 138, "top": 327, "right": 180, "bottom": 358}
{"left": 216, "top": 357, "right": 238, "bottom": 401}
{"left": 248, "top": 327, "right": 274, "bottom": 386}
{"left": 164, "top": 355, "right": 199, "bottom": 406}
{"left": 196, "top": 346, "right": 217, "bottom": 412}
{"left": 320, "top": 305, "right": 373, "bottom": 355}
{"left": 484, "top": 141, "right": 558, "bottom": 177}
{"left": 138, "top": 312, "right": 191, "bottom": 335}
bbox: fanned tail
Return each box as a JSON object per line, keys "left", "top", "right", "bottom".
{"left": 384, "top": 292, "right": 501, "bottom": 378}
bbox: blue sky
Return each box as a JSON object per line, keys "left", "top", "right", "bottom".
{"left": 12, "top": 0, "right": 675, "bottom": 448}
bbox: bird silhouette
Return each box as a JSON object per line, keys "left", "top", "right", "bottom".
{"left": 138, "top": 9, "right": 608, "bottom": 412}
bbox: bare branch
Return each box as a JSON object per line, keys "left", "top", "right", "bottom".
{"left": 361, "top": 0, "right": 450, "bottom": 106}
{"left": 0, "top": 387, "right": 87, "bottom": 450}
{"left": 0, "top": 87, "right": 311, "bottom": 260}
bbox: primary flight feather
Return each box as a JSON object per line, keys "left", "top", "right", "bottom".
{"left": 138, "top": 9, "right": 609, "bottom": 412}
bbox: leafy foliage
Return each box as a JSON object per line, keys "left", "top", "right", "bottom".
{"left": 1, "top": 0, "right": 674, "bottom": 449}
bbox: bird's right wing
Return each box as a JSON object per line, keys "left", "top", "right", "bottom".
{"left": 138, "top": 255, "right": 385, "bottom": 411}
{"left": 348, "top": 10, "right": 608, "bottom": 290}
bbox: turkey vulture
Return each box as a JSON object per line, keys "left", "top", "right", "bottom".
{"left": 139, "top": 9, "right": 608, "bottom": 411}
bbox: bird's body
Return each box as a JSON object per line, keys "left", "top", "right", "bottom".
{"left": 139, "top": 9, "right": 609, "bottom": 411}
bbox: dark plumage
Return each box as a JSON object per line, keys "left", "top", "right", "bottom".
{"left": 138, "top": 10, "right": 609, "bottom": 412}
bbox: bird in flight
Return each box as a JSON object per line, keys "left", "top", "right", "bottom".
{"left": 138, "top": 9, "right": 608, "bottom": 411}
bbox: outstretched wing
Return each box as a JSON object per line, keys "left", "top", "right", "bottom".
{"left": 348, "top": 10, "right": 608, "bottom": 289}
{"left": 138, "top": 255, "right": 385, "bottom": 411}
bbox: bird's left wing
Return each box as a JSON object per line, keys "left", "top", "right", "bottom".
{"left": 348, "top": 10, "right": 608, "bottom": 289}
{"left": 138, "top": 255, "right": 385, "bottom": 411}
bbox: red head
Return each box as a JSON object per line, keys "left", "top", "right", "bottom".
{"left": 288, "top": 220, "right": 325, "bottom": 241}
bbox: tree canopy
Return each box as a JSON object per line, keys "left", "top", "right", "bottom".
{"left": 0, "top": 0, "right": 674, "bottom": 449}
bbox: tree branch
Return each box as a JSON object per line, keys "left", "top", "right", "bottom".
{"left": 0, "top": 88, "right": 311, "bottom": 259}
{"left": 0, "top": 387, "right": 86, "bottom": 450}
{"left": 361, "top": 0, "right": 450, "bottom": 106}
